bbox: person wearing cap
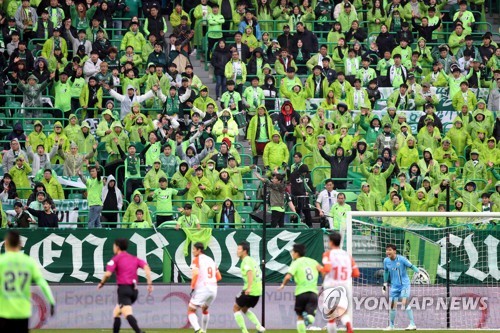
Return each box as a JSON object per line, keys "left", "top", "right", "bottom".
{"left": 149, "top": 175, "right": 190, "bottom": 226}
{"left": 120, "top": 19, "right": 146, "bottom": 54}
{"left": 86, "top": 16, "right": 108, "bottom": 43}
{"left": 102, "top": 81, "right": 158, "bottom": 119}
{"left": 220, "top": 79, "right": 242, "bottom": 113}
{"left": 143, "top": 158, "right": 168, "bottom": 194}
{"left": 451, "top": 81, "right": 477, "bottom": 112}
{"left": 337, "top": 2, "right": 356, "bottom": 34}
{"left": 465, "top": 58, "right": 483, "bottom": 89}
{"left": 453, "top": 0, "right": 475, "bottom": 34}
{"left": 357, "top": 182, "right": 382, "bottom": 211}
{"left": 83, "top": 50, "right": 102, "bottom": 81}
{"left": 64, "top": 26, "right": 92, "bottom": 57}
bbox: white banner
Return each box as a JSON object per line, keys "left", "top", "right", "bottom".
{"left": 29, "top": 285, "right": 500, "bottom": 329}
{"left": 57, "top": 176, "right": 86, "bottom": 189}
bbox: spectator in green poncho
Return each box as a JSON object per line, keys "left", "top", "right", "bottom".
{"left": 123, "top": 190, "right": 153, "bottom": 228}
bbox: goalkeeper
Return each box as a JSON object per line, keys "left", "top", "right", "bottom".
{"left": 383, "top": 244, "right": 419, "bottom": 331}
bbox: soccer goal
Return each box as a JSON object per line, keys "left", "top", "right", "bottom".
{"left": 345, "top": 211, "right": 500, "bottom": 329}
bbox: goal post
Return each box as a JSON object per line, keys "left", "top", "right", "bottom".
{"left": 345, "top": 211, "right": 500, "bottom": 329}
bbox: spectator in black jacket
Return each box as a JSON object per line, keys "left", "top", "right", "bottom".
{"left": 412, "top": 14, "right": 443, "bottom": 43}
{"left": 94, "top": 1, "right": 115, "bottom": 32}
{"left": 10, "top": 202, "right": 33, "bottom": 228}
{"left": 0, "top": 173, "right": 19, "bottom": 201}
{"left": 345, "top": 20, "right": 367, "bottom": 44}
{"left": 92, "top": 29, "right": 111, "bottom": 59}
{"left": 293, "top": 23, "right": 318, "bottom": 54}
{"left": 247, "top": 47, "right": 268, "bottom": 81}
{"left": 9, "top": 41, "right": 35, "bottom": 71}
{"left": 319, "top": 145, "right": 357, "bottom": 190}
{"left": 479, "top": 33, "right": 496, "bottom": 64}
{"left": 27, "top": 183, "right": 55, "bottom": 209}
{"left": 395, "top": 22, "right": 414, "bottom": 45}
{"left": 376, "top": 24, "right": 395, "bottom": 57}
{"left": 211, "top": 39, "right": 231, "bottom": 100}
{"left": 229, "top": 32, "right": 251, "bottom": 62}
{"left": 34, "top": 9, "right": 54, "bottom": 40}
{"left": 290, "top": 164, "right": 315, "bottom": 227}
{"left": 26, "top": 200, "right": 59, "bottom": 228}
{"left": 2, "top": 17, "right": 19, "bottom": 45}
{"left": 417, "top": 103, "right": 443, "bottom": 132}
{"left": 5, "top": 123, "right": 26, "bottom": 149}
{"left": 277, "top": 25, "right": 294, "bottom": 50}
{"left": 322, "top": 57, "right": 337, "bottom": 84}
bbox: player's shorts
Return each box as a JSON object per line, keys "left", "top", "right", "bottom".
{"left": 235, "top": 291, "right": 260, "bottom": 308}
{"left": 0, "top": 318, "right": 29, "bottom": 333}
{"left": 295, "top": 292, "right": 319, "bottom": 316}
{"left": 117, "top": 284, "right": 139, "bottom": 307}
{"left": 390, "top": 284, "right": 411, "bottom": 300}
{"left": 190, "top": 286, "right": 218, "bottom": 307}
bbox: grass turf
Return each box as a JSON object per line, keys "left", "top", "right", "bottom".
{"left": 31, "top": 328, "right": 500, "bottom": 333}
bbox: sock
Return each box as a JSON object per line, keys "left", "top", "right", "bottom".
{"left": 234, "top": 311, "right": 248, "bottom": 333}
{"left": 406, "top": 306, "right": 415, "bottom": 325}
{"left": 126, "top": 315, "right": 141, "bottom": 333}
{"left": 389, "top": 309, "right": 396, "bottom": 326}
{"left": 245, "top": 310, "right": 262, "bottom": 329}
{"left": 113, "top": 317, "right": 121, "bottom": 333}
{"left": 327, "top": 320, "right": 337, "bottom": 333}
{"left": 307, "top": 314, "right": 315, "bottom": 325}
{"left": 297, "top": 320, "right": 306, "bottom": 333}
{"left": 340, "top": 314, "right": 351, "bottom": 326}
{"left": 188, "top": 313, "right": 201, "bottom": 331}
{"left": 202, "top": 311, "right": 210, "bottom": 331}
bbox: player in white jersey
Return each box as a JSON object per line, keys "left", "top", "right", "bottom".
{"left": 322, "top": 232, "right": 360, "bottom": 333}
{"left": 188, "top": 242, "right": 221, "bottom": 333}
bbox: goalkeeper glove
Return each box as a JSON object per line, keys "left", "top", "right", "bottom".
{"left": 382, "top": 283, "right": 388, "bottom": 295}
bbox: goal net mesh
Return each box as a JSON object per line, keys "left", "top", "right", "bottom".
{"left": 347, "top": 214, "right": 500, "bottom": 329}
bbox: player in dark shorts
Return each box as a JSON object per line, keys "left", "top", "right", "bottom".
{"left": 233, "top": 241, "right": 266, "bottom": 333}
{"left": 98, "top": 238, "right": 153, "bottom": 333}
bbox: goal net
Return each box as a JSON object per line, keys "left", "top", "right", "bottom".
{"left": 345, "top": 211, "right": 500, "bottom": 329}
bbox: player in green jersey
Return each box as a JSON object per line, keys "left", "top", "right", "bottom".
{"left": 279, "top": 243, "right": 324, "bottom": 333}
{"left": 0, "top": 230, "right": 55, "bottom": 333}
{"left": 233, "top": 241, "right": 266, "bottom": 333}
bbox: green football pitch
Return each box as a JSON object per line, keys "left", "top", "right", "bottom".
{"left": 32, "top": 329, "right": 500, "bottom": 333}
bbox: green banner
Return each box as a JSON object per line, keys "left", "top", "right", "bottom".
{"left": 0, "top": 229, "right": 324, "bottom": 283}
{"left": 403, "top": 231, "right": 440, "bottom": 284}
{"left": 390, "top": 226, "right": 500, "bottom": 285}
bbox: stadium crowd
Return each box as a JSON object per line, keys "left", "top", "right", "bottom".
{"left": 0, "top": 0, "right": 499, "bottom": 230}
